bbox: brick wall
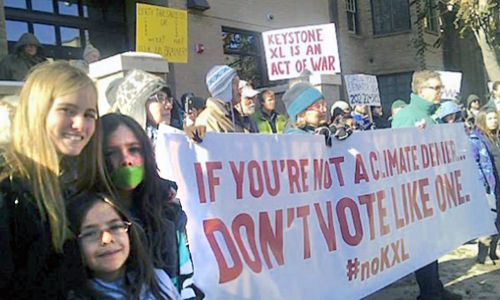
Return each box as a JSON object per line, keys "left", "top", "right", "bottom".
{"left": 167, "top": 0, "right": 331, "bottom": 98}
{"left": 336, "top": 0, "right": 444, "bottom": 76}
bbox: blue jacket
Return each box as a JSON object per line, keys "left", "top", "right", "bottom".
{"left": 71, "top": 269, "right": 181, "bottom": 300}
{"left": 469, "top": 129, "right": 497, "bottom": 195}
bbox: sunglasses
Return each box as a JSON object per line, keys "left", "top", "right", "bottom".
{"left": 149, "top": 93, "right": 173, "bottom": 105}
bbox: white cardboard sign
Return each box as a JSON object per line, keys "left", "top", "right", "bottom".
{"left": 262, "top": 23, "right": 342, "bottom": 81}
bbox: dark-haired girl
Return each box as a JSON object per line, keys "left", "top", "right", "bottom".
{"left": 100, "top": 113, "right": 201, "bottom": 299}
{"left": 67, "top": 192, "right": 181, "bottom": 299}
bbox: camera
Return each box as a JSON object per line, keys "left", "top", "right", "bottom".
{"left": 267, "top": 13, "right": 274, "bottom": 21}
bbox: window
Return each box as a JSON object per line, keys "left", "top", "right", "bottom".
{"left": 57, "top": 1, "right": 79, "bottom": 16}
{"left": 32, "top": 0, "right": 54, "bottom": 13}
{"left": 346, "top": 0, "right": 359, "bottom": 34}
{"left": 371, "top": 0, "right": 411, "bottom": 35}
{"left": 5, "top": 20, "right": 29, "bottom": 42}
{"left": 425, "top": 0, "right": 438, "bottom": 33}
{"left": 60, "top": 26, "right": 81, "bottom": 47}
{"left": 4, "top": 0, "right": 27, "bottom": 9}
{"left": 222, "top": 27, "right": 266, "bottom": 88}
{"left": 4, "top": 0, "right": 128, "bottom": 60}
{"left": 33, "top": 23, "right": 56, "bottom": 45}
{"left": 377, "top": 72, "right": 412, "bottom": 114}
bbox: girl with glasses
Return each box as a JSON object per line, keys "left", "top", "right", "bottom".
{"left": 100, "top": 113, "right": 202, "bottom": 299}
{"left": 0, "top": 61, "right": 110, "bottom": 298}
{"left": 67, "top": 192, "right": 180, "bottom": 300}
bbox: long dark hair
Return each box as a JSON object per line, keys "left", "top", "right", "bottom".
{"left": 66, "top": 191, "right": 171, "bottom": 300}
{"left": 475, "top": 106, "right": 499, "bottom": 142}
{"left": 100, "top": 113, "right": 175, "bottom": 273}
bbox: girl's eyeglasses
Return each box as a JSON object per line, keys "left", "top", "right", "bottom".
{"left": 78, "top": 221, "right": 131, "bottom": 243}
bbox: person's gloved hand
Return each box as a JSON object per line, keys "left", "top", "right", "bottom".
{"left": 185, "top": 125, "right": 206, "bottom": 143}
{"left": 314, "top": 126, "right": 333, "bottom": 147}
{"left": 330, "top": 123, "right": 353, "bottom": 141}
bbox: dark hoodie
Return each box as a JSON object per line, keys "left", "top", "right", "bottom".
{"left": 0, "top": 33, "right": 47, "bottom": 81}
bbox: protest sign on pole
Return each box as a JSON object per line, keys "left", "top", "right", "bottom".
{"left": 262, "top": 23, "right": 341, "bottom": 81}
{"left": 136, "top": 3, "right": 188, "bottom": 63}
{"left": 156, "top": 125, "right": 495, "bottom": 300}
{"left": 438, "top": 71, "right": 462, "bottom": 100}
{"left": 344, "top": 74, "right": 381, "bottom": 106}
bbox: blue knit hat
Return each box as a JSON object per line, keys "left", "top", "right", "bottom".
{"left": 206, "top": 65, "right": 237, "bottom": 102}
{"left": 283, "top": 83, "right": 324, "bottom": 122}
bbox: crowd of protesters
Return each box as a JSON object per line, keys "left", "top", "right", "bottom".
{"left": 0, "top": 35, "right": 500, "bottom": 300}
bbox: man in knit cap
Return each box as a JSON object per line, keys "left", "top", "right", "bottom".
{"left": 196, "top": 65, "right": 245, "bottom": 132}
{"left": 73, "top": 44, "right": 100, "bottom": 73}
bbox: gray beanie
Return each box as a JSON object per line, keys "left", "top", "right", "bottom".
{"left": 205, "top": 65, "right": 237, "bottom": 102}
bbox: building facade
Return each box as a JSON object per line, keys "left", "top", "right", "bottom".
{"left": 0, "top": 0, "right": 488, "bottom": 114}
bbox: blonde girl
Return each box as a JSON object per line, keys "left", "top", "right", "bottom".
{"left": 0, "top": 61, "right": 109, "bottom": 299}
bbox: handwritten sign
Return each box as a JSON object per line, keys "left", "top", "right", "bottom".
{"left": 262, "top": 23, "right": 341, "bottom": 81}
{"left": 156, "top": 125, "right": 495, "bottom": 300}
{"left": 345, "top": 74, "right": 381, "bottom": 106}
{"left": 136, "top": 3, "right": 188, "bottom": 63}
{"left": 438, "top": 71, "right": 462, "bottom": 100}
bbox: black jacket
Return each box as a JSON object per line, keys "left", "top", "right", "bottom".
{"left": 0, "top": 176, "right": 82, "bottom": 299}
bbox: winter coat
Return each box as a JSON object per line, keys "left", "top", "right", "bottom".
{"left": 372, "top": 115, "right": 390, "bottom": 129}
{"left": 284, "top": 125, "right": 316, "bottom": 135}
{"left": 435, "top": 101, "right": 461, "bottom": 123}
{"left": 68, "top": 269, "right": 181, "bottom": 300}
{"left": 233, "top": 109, "right": 258, "bottom": 133}
{"left": 252, "top": 109, "right": 286, "bottom": 134}
{"left": 469, "top": 129, "right": 497, "bottom": 196}
{"left": 0, "top": 176, "right": 82, "bottom": 299}
{"left": 195, "top": 98, "right": 246, "bottom": 133}
{"left": 391, "top": 93, "right": 439, "bottom": 128}
{"left": 351, "top": 112, "right": 373, "bottom": 130}
{"left": 130, "top": 179, "right": 202, "bottom": 300}
{"left": 0, "top": 33, "right": 47, "bottom": 81}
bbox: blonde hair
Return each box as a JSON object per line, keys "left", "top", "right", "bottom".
{"left": 2, "top": 61, "right": 108, "bottom": 252}
{"left": 411, "top": 70, "right": 441, "bottom": 94}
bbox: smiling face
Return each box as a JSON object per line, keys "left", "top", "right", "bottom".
{"left": 45, "top": 84, "right": 97, "bottom": 157}
{"left": 79, "top": 201, "right": 130, "bottom": 282}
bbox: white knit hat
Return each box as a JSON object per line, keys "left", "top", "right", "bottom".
{"left": 83, "top": 44, "right": 99, "bottom": 58}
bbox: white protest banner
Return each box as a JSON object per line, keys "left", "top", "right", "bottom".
{"left": 156, "top": 125, "right": 495, "bottom": 300}
{"left": 438, "top": 71, "right": 462, "bottom": 100}
{"left": 262, "top": 23, "right": 341, "bottom": 81}
{"left": 345, "top": 74, "right": 381, "bottom": 106}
